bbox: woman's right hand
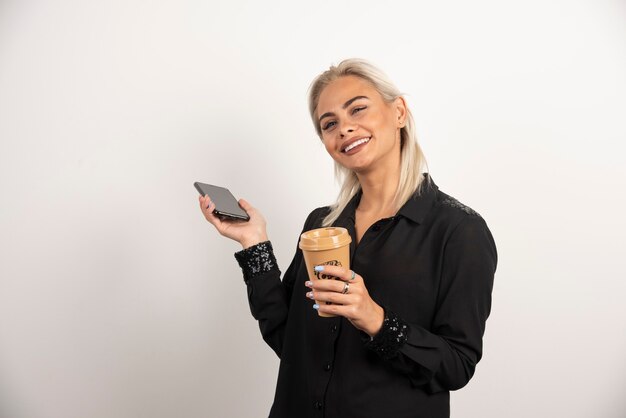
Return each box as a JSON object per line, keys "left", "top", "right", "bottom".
{"left": 198, "top": 195, "right": 269, "bottom": 249}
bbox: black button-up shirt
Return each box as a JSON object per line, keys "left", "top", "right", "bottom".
{"left": 234, "top": 175, "right": 497, "bottom": 418}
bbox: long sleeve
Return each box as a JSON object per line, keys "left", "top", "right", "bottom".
{"left": 234, "top": 208, "right": 325, "bottom": 358}
{"left": 365, "top": 215, "right": 498, "bottom": 393}
{"left": 234, "top": 241, "right": 288, "bottom": 357}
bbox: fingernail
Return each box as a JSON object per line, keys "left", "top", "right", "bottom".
{"left": 305, "top": 281, "right": 313, "bottom": 287}
{"left": 314, "top": 265, "right": 324, "bottom": 272}
{"left": 313, "top": 304, "right": 319, "bottom": 310}
{"left": 306, "top": 291, "right": 314, "bottom": 299}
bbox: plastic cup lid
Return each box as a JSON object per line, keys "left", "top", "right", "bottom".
{"left": 299, "top": 227, "right": 352, "bottom": 251}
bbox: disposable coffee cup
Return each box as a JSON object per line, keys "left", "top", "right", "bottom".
{"left": 299, "top": 227, "right": 352, "bottom": 317}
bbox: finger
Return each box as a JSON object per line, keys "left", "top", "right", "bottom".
{"left": 202, "top": 200, "right": 224, "bottom": 227}
{"left": 199, "top": 195, "right": 210, "bottom": 210}
{"left": 238, "top": 198, "right": 255, "bottom": 218}
{"left": 238, "top": 198, "right": 252, "bottom": 211}
{"left": 309, "top": 290, "right": 354, "bottom": 305}
{"left": 316, "top": 303, "right": 355, "bottom": 319}
{"left": 199, "top": 196, "right": 211, "bottom": 215}
{"left": 314, "top": 265, "right": 361, "bottom": 283}
{"left": 309, "top": 278, "right": 346, "bottom": 292}
{"left": 199, "top": 195, "right": 208, "bottom": 212}
{"left": 313, "top": 265, "right": 347, "bottom": 281}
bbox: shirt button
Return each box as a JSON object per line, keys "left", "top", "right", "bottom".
{"left": 324, "top": 362, "right": 332, "bottom": 371}
{"left": 314, "top": 401, "right": 323, "bottom": 410}
{"left": 331, "top": 324, "right": 338, "bottom": 333}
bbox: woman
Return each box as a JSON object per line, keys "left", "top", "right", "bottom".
{"left": 199, "top": 59, "right": 497, "bottom": 418}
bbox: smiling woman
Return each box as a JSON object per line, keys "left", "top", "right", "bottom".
{"left": 198, "top": 58, "right": 497, "bottom": 418}
{"left": 308, "top": 60, "right": 428, "bottom": 228}
{"left": 318, "top": 79, "right": 399, "bottom": 171}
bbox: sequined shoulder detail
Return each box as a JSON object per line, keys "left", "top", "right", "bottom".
{"left": 234, "top": 241, "right": 279, "bottom": 284}
{"left": 365, "top": 309, "right": 409, "bottom": 360}
{"left": 441, "top": 195, "right": 480, "bottom": 217}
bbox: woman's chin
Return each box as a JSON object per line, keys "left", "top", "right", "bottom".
{"left": 342, "top": 152, "right": 370, "bottom": 167}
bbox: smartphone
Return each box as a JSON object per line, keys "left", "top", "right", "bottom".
{"left": 194, "top": 182, "right": 250, "bottom": 222}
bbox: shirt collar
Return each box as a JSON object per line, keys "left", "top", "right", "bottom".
{"left": 396, "top": 173, "right": 438, "bottom": 224}
{"left": 335, "top": 173, "right": 438, "bottom": 225}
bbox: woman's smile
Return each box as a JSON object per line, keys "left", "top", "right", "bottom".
{"left": 341, "top": 136, "right": 371, "bottom": 154}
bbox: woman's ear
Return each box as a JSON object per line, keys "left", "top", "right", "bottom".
{"left": 394, "top": 97, "right": 407, "bottom": 127}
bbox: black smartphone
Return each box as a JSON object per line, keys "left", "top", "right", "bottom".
{"left": 194, "top": 182, "right": 250, "bottom": 222}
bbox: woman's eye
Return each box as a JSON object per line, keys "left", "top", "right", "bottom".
{"left": 352, "top": 106, "right": 366, "bottom": 114}
{"left": 322, "top": 121, "right": 336, "bottom": 131}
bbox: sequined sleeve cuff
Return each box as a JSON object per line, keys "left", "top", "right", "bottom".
{"left": 364, "top": 308, "right": 409, "bottom": 360}
{"left": 234, "top": 241, "right": 279, "bottom": 284}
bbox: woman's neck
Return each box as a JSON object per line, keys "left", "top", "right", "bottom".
{"left": 355, "top": 165, "right": 400, "bottom": 216}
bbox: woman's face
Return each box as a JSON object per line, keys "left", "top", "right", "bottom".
{"left": 316, "top": 75, "right": 406, "bottom": 174}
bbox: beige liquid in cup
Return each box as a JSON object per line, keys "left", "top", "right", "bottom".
{"left": 299, "top": 227, "right": 352, "bottom": 317}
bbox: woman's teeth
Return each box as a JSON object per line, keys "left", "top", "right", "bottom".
{"left": 343, "top": 137, "right": 371, "bottom": 153}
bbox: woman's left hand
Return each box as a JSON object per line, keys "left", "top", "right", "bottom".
{"left": 305, "top": 265, "right": 384, "bottom": 337}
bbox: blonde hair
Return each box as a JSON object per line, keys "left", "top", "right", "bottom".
{"left": 307, "top": 58, "right": 428, "bottom": 226}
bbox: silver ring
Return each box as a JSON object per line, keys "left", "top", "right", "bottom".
{"left": 350, "top": 270, "right": 356, "bottom": 281}
{"left": 342, "top": 282, "right": 350, "bottom": 294}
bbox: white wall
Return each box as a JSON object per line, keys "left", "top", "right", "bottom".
{"left": 1, "top": 0, "right": 625, "bottom": 417}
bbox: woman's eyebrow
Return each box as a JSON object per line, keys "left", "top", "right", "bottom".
{"left": 318, "top": 95, "right": 369, "bottom": 124}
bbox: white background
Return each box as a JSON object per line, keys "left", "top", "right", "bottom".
{"left": 1, "top": 0, "right": 625, "bottom": 417}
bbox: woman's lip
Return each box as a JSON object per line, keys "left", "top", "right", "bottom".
{"left": 343, "top": 137, "right": 370, "bottom": 155}
{"left": 341, "top": 137, "right": 371, "bottom": 153}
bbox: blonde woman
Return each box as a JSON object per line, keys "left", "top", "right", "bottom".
{"left": 199, "top": 59, "right": 497, "bottom": 418}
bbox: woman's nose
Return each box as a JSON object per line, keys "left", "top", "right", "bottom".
{"left": 339, "top": 124, "right": 355, "bottom": 138}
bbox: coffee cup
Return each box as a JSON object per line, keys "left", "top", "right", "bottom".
{"left": 299, "top": 227, "right": 352, "bottom": 317}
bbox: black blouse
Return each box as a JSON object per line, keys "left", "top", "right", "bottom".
{"left": 234, "top": 175, "right": 497, "bottom": 418}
